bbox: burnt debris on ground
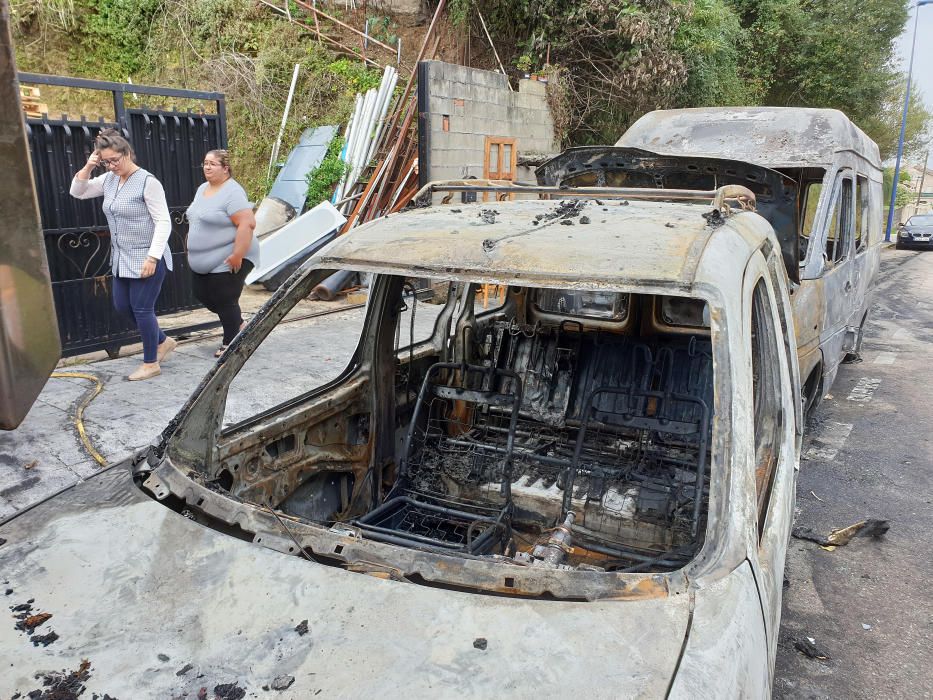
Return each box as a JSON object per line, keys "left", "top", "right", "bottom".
{"left": 792, "top": 519, "right": 890, "bottom": 548}
{"left": 17, "top": 658, "right": 108, "bottom": 700}
{"left": 10, "top": 599, "right": 58, "bottom": 647}
{"left": 212, "top": 682, "right": 246, "bottom": 700}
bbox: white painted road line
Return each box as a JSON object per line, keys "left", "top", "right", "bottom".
{"left": 874, "top": 352, "right": 897, "bottom": 365}
{"left": 847, "top": 377, "right": 882, "bottom": 403}
{"left": 802, "top": 421, "right": 854, "bottom": 461}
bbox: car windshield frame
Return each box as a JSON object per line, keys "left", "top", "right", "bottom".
{"left": 907, "top": 215, "right": 933, "bottom": 226}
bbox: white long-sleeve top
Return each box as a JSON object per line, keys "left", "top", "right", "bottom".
{"left": 70, "top": 172, "right": 172, "bottom": 263}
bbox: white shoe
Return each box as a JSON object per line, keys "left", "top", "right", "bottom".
{"left": 157, "top": 336, "right": 177, "bottom": 362}
{"left": 128, "top": 363, "right": 161, "bottom": 381}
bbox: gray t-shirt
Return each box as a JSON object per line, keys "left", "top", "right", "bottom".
{"left": 186, "top": 179, "right": 259, "bottom": 274}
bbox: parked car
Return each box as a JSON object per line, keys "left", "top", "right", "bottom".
{"left": 1, "top": 180, "right": 801, "bottom": 697}
{"left": 616, "top": 107, "right": 883, "bottom": 415}
{"left": 896, "top": 213, "right": 933, "bottom": 249}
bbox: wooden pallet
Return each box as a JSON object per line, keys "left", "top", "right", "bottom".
{"left": 20, "top": 86, "right": 48, "bottom": 118}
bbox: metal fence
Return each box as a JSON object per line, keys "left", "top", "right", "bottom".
{"left": 20, "top": 73, "right": 228, "bottom": 357}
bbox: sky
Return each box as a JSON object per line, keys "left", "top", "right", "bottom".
{"left": 895, "top": 3, "right": 933, "bottom": 167}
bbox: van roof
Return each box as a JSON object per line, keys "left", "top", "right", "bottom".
{"left": 616, "top": 107, "right": 881, "bottom": 170}
{"left": 314, "top": 198, "right": 769, "bottom": 291}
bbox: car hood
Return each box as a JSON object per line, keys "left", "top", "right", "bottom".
{"left": 0, "top": 465, "right": 691, "bottom": 698}
{"left": 904, "top": 223, "right": 933, "bottom": 233}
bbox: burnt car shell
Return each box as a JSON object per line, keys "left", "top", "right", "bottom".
{"left": 0, "top": 192, "right": 799, "bottom": 698}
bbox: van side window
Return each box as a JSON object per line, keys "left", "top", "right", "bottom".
{"left": 751, "top": 278, "right": 784, "bottom": 533}
{"left": 799, "top": 182, "right": 822, "bottom": 261}
{"left": 855, "top": 175, "right": 869, "bottom": 253}
{"left": 824, "top": 177, "right": 853, "bottom": 267}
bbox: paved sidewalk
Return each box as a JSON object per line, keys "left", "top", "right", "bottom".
{"left": 0, "top": 295, "right": 442, "bottom": 520}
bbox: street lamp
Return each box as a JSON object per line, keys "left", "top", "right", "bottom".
{"left": 886, "top": 0, "right": 933, "bottom": 242}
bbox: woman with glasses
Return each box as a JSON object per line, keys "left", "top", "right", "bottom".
{"left": 185, "top": 150, "right": 258, "bottom": 357}
{"left": 70, "top": 128, "right": 176, "bottom": 381}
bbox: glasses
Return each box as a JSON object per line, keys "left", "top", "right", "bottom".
{"left": 202, "top": 161, "right": 222, "bottom": 168}
{"left": 99, "top": 155, "right": 123, "bottom": 167}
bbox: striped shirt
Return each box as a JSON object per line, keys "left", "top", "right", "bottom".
{"left": 70, "top": 169, "right": 173, "bottom": 278}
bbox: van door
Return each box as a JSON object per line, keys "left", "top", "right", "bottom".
{"left": 846, "top": 173, "right": 880, "bottom": 352}
{"left": 815, "top": 170, "right": 856, "bottom": 381}
{"left": 742, "top": 250, "right": 799, "bottom": 663}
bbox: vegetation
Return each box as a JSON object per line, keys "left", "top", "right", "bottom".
{"left": 10, "top": 0, "right": 932, "bottom": 195}
{"left": 457, "top": 0, "right": 931, "bottom": 155}
{"left": 884, "top": 167, "right": 914, "bottom": 208}
{"left": 304, "top": 135, "right": 348, "bottom": 209}
{"left": 10, "top": 0, "right": 380, "bottom": 200}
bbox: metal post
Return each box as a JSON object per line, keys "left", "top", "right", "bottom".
{"left": 916, "top": 149, "right": 929, "bottom": 208}
{"left": 113, "top": 88, "right": 127, "bottom": 133}
{"left": 886, "top": 0, "right": 933, "bottom": 241}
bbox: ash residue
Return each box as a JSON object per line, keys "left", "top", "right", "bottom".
{"left": 31, "top": 631, "right": 60, "bottom": 647}
{"left": 213, "top": 682, "right": 246, "bottom": 700}
{"left": 477, "top": 209, "right": 499, "bottom": 225}
{"left": 702, "top": 209, "right": 725, "bottom": 227}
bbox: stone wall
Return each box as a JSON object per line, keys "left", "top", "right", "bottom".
{"left": 418, "top": 61, "right": 560, "bottom": 194}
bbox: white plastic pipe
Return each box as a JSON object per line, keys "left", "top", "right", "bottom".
{"left": 267, "top": 63, "right": 301, "bottom": 181}
{"left": 347, "top": 88, "right": 377, "bottom": 187}
{"left": 363, "top": 67, "right": 398, "bottom": 173}
{"left": 332, "top": 94, "right": 363, "bottom": 204}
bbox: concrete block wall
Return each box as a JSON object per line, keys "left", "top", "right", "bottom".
{"left": 420, "top": 61, "right": 560, "bottom": 193}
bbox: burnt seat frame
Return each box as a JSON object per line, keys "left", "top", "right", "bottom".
{"left": 355, "top": 362, "right": 524, "bottom": 554}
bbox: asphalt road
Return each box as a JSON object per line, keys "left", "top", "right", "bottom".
{"left": 774, "top": 246, "right": 933, "bottom": 698}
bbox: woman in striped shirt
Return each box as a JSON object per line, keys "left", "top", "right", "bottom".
{"left": 70, "top": 129, "right": 176, "bottom": 381}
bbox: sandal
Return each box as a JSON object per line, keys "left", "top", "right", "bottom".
{"left": 214, "top": 345, "right": 228, "bottom": 358}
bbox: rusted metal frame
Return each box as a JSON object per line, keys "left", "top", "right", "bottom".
{"left": 369, "top": 93, "right": 419, "bottom": 222}
{"left": 362, "top": 0, "right": 446, "bottom": 220}
{"left": 340, "top": 158, "right": 391, "bottom": 233}
{"left": 147, "top": 458, "right": 679, "bottom": 600}
{"left": 278, "top": 10, "right": 384, "bottom": 68}
{"left": 291, "top": 0, "right": 397, "bottom": 55}
{"left": 413, "top": 180, "right": 757, "bottom": 206}
{"left": 382, "top": 139, "right": 418, "bottom": 212}
{"left": 342, "top": 92, "right": 417, "bottom": 231}
{"left": 317, "top": 31, "right": 383, "bottom": 69}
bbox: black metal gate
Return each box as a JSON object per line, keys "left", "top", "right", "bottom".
{"left": 20, "top": 73, "right": 228, "bottom": 357}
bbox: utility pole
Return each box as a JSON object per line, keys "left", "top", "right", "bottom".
{"left": 916, "top": 150, "right": 930, "bottom": 209}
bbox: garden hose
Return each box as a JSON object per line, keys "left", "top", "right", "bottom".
{"left": 49, "top": 371, "right": 108, "bottom": 467}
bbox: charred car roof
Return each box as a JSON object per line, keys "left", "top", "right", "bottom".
{"left": 314, "top": 197, "right": 772, "bottom": 292}
{"left": 616, "top": 107, "right": 881, "bottom": 170}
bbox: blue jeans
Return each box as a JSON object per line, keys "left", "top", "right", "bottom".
{"left": 112, "top": 260, "right": 167, "bottom": 363}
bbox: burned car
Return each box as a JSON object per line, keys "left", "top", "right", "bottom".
{"left": 614, "top": 107, "right": 883, "bottom": 414}
{"left": 0, "top": 183, "right": 800, "bottom": 697}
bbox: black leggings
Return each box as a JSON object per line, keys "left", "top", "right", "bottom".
{"left": 191, "top": 260, "right": 253, "bottom": 345}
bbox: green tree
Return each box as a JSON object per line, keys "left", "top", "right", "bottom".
{"left": 726, "top": 0, "right": 931, "bottom": 159}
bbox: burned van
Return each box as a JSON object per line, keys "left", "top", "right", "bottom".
{"left": 1, "top": 182, "right": 801, "bottom": 697}
{"left": 613, "top": 107, "right": 883, "bottom": 412}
